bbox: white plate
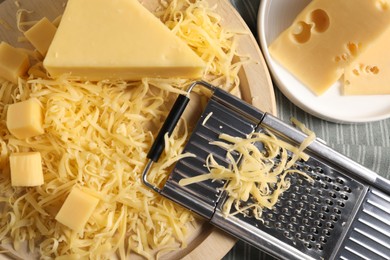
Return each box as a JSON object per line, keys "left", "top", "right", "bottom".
{"left": 257, "top": 0, "right": 390, "bottom": 123}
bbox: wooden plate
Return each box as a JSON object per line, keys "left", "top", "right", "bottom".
{"left": 0, "top": 0, "right": 275, "bottom": 259}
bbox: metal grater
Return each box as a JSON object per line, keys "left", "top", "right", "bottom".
{"left": 142, "top": 81, "right": 390, "bottom": 260}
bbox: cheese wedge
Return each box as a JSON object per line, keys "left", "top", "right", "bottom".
{"left": 343, "top": 27, "right": 390, "bottom": 95}
{"left": 269, "top": 0, "right": 390, "bottom": 95}
{"left": 43, "top": 0, "right": 205, "bottom": 81}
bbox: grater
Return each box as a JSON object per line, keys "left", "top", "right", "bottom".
{"left": 142, "top": 81, "right": 390, "bottom": 260}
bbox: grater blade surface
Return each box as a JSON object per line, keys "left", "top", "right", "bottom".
{"left": 207, "top": 119, "right": 369, "bottom": 260}
{"left": 144, "top": 82, "right": 390, "bottom": 260}
{"left": 211, "top": 131, "right": 368, "bottom": 260}
{"left": 161, "top": 88, "right": 264, "bottom": 219}
{"left": 335, "top": 188, "right": 390, "bottom": 260}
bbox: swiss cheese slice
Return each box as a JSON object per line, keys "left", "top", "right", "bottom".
{"left": 343, "top": 28, "right": 390, "bottom": 95}
{"left": 43, "top": 0, "right": 205, "bottom": 81}
{"left": 269, "top": 0, "right": 390, "bottom": 95}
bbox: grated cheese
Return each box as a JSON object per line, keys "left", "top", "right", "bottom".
{"left": 202, "top": 112, "right": 213, "bottom": 125}
{"left": 15, "top": 8, "right": 34, "bottom": 32}
{"left": 0, "top": 0, "right": 247, "bottom": 258}
{"left": 0, "top": 19, "right": 12, "bottom": 30}
{"left": 179, "top": 123, "right": 315, "bottom": 219}
{"left": 159, "top": 0, "right": 248, "bottom": 95}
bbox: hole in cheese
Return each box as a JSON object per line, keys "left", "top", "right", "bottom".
{"left": 364, "top": 65, "right": 380, "bottom": 74}
{"left": 352, "top": 68, "right": 360, "bottom": 76}
{"left": 334, "top": 42, "right": 361, "bottom": 64}
{"left": 310, "top": 9, "right": 330, "bottom": 33}
{"left": 346, "top": 42, "right": 360, "bottom": 57}
{"left": 351, "top": 63, "right": 380, "bottom": 77}
{"left": 370, "top": 66, "right": 380, "bottom": 74}
{"left": 292, "top": 21, "right": 312, "bottom": 44}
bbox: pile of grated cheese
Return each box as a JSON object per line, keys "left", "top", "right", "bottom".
{"left": 0, "top": 0, "right": 248, "bottom": 258}
{"left": 179, "top": 118, "right": 315, "bottom": 219}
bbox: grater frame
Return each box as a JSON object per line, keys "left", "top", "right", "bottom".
{"left": 142, "top": 81, "right": 390, "bottom": 260}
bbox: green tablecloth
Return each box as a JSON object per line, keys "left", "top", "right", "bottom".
{"left": 224, "top": 0, "right": 390, "bottom": 259}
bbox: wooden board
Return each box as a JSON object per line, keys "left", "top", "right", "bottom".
{"left": 0, "top": 0, "right": 276, "bottom": 259}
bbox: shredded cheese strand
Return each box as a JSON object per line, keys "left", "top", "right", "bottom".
{"left": 179, "top": 124, "right": 315, "bottom": 219}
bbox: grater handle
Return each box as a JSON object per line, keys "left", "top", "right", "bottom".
{"left": 142, "top": 81, "right": 216, "bottom": 193}
{"left": 146, "top": 80, "right": 216, "bottom": 162}
{"left": 147, "top": 94, "right": 190, "bottom": 162}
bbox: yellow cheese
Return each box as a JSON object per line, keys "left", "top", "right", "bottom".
{"left": 0, "top": 41, "right": 30, "bottom": 83}
{"left": 269, "top": 0, "right": 390, "bottom": 95}
{"left": 9, "top": 152, "right": 44, "bottom": 186}
{"left": 343, "top": 27, "right": 390, "bottom": 95}
{"left": 7, "top": 98, "right": 45, "bottom": 139}
{"left": 43, "top": 0, "right": 205, "bottom": 81}
{"left": 24, "top": 17, "right": 57, "bottom": 56}
{"left": 55, "top": 187, "right": 99, "bottom": 232}
{"left": 52, "top": 15, "right": 62, "bottom": 27}
{"left": 55, "top": 255, "right": 86, "bottom": 260}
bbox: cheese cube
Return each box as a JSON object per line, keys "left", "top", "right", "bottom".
{"left": 55, "top": 187, "right": 99, "bottom": 232}
{"left": 24, "top": 17, "right": 57, "bottom": 56}
{"left": 10, "top": 152, "right": 44, "bottom": 186}
{"left": 0, "top": 42, "right": 30, "bottom": 83}
{"left": 269, "top": 0, "right": 390, "bottom": 95}
{"left": 55, "top": 255, "right": 85, "bottom": 260}
{"left": 7, "top": 98, "right": 45, "bottom": 139}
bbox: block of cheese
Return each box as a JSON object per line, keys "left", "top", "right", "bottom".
{"left": 24, "top": 17, "right": 57, "bottom": 56}
{"left": 7, "top": 98, "right": 44, "bottom": 139}
{"left": 343, "top": 27, "right": 390, "bottom": 95}
{"left": 269, "top": 0, "right": 390, "bottom": 95}
{"left": 55, "top": 187, "right": 99, "bottom": 232}
{"left": 43, "top": 0, "right": 205, "bottom": 81}
{"left": 0, "top": 42, "right": 30, "bottom": 83}
{"left": 10, "top": 152, "right": 44, "bottom": 186}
